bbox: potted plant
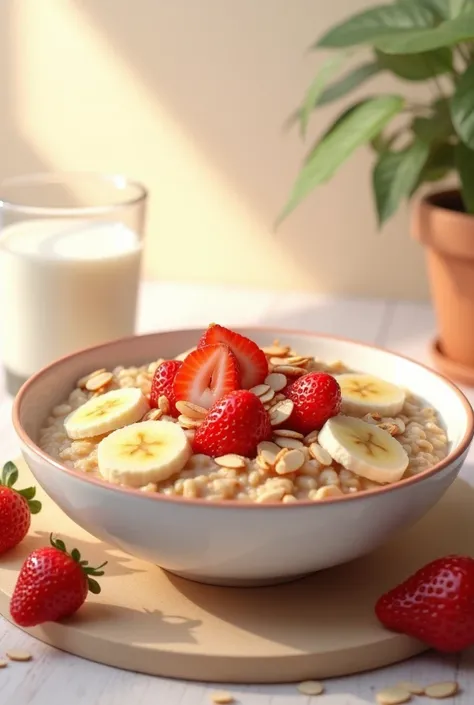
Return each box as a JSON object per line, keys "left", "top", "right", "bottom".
{"left": 279, "top": 0, "right": 474, "bottom": 384}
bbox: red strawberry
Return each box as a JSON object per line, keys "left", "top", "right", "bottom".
{"left": 286, "top": 372, "right": 341, "bottom": 434}
{"left": 10, "top": 534, "right": 107, "bottom": 627}
{"left": 173, "top": 344, "right": 241, "bottom": 409}
{"left": 193, "top": 389, "right": 272, "bottom": 457}
{"left": 375, "top": 555, "right": 474, "bottom": 653}
{"left": 198, "top": 324, "right": 268, "bottom": 389}
{"left": 150, "top": 360, "right": 182, "bottom": 415}
{"left": 0, "top": 461, "right": 41, "bottom": 555}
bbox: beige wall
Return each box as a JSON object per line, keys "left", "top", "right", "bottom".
{"left": 0, "top": 0, "right": 440, "bottom": 299}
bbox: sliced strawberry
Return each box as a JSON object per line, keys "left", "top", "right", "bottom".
{"left": 197, "top": 324, "right": 268, "bottom": 389}
{"left": 173, "top": 344, "right": 241, "bottom": 409}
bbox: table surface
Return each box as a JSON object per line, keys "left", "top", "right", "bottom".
{"left": 0, "top": 281, "right": 473, "bottom": 705}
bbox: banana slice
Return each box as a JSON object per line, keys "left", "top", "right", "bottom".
{"left": 336, "top": 373, "right": 405, "bottom": 417}
{"left": 318, "top": 415, "right": 409, "bottom": 484}
{"left": 65, "top": 388, "right": 150, "bottom": 440}
{"left": 97, "top": 420, "right": 192, "bottom": 487}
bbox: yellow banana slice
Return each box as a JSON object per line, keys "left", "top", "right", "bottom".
{"left": 318, "top": 415, "right": 409, "bottom": 484}
{"left": 64, "top": 388, "right": 150, "bottom": 440}
{"left": 97, "top": 420, "right": 192, "bottom": 487}
{"left": 337, "top": 373, "right": 405, "bottom": 417}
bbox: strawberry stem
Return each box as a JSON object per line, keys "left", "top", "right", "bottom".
{"left": 49, "top": 534, "right": 107, "bottom": 594}
{"left": 1, "top": 461, "right": 42, "bottom": 514}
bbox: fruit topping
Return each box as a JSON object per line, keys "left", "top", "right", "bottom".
{"left": 198, "top": 324, "right": 268, "bottom": 389}
{"left": 173, "top": 343, "right": 241, "bottom": 409}
{"left": 285, "top": 371, "right": 341, "bottom": 434}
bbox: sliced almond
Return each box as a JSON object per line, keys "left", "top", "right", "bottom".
{"left": 259, "top": 388, "right": 275, "bottom": 404}
{"left": 85, "top": 371, "right": 113, "bottom": 392}
{"left": 249, "top": 384, "right": 270, "bottom": 397}
{"left": 270, "top": 399, "right": 294, "bottom": 426}
{"left": 262, "top": 344, "right": 290, "bottom": 357}
{"left": 211, "top": 691, "right": 234, "bottom": 704}
{"left": 284, "top": 356, "right": 312, "bottom": 366}
{"left": 175, "top": 400, "right": 207, "bottom": 419}
{"left": 396, "top": 682, "right": 424, "bottom": 696}
{"left": 142, "top": 408, "right": 163, "bottom": 422}
{"left": 272, "top": 365, "right": 307, "bottom": 376}
{"left": 309, "top": 442, "right": 332, "bottom": 465}
{"left": 77, "top": 368, "right": 106, "bottom": 389}
{"left": 158, "top": 395, "right": 170, "bottom": 414}
{"left": 424, "top": 682, "right": 459, "bottom": 699}
{"left": 304, "top": 429, "right": 319, "bottom": 445}
{"left": 6, "top": 650, "right": 32, "bottom": 662}
{"left": 275, "top": 448, "right": 305, "bottom": 474}
{"left": 376, "top": 687, "right": 411, "bottom": 705}
{"left": 273, "top": 429, "right": 304, "bottom": 439}
{"left": 274, "top": 436, "right": 305, "bottom": 450}
{"left": 257, "top": 441, "right": 280, "bottom": 467}
{"left": 297, "top": 680, "right": 325, "bottom": 696}
{"left": 256, "top": 455, "right": 271, "bottom": 471}
{"left": 178, "top": 415, "right": 202, "bottom": 429}
{"left": 215, "top": 454, "right": 247, "bottom": 469}
{"left": 264, "top": 372, "right": 287, "bottom": 392}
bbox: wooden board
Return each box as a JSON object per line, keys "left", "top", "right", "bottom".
{"left": 1, "top": 460, "right": 473, "bottom": 684}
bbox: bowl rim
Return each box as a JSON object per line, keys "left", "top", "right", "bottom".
{"left": 13, "top": 326, "right": 474, "bottom": 509}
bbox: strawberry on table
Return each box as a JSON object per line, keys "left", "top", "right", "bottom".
{"left": 0, "top": 461, "right": 41, "bottom": 555}
{"left": 174, "top": 344, "right": 241, "bottom": 410}
{"left": 10, "top": 534, "right": 107, "bottom": 627}
{"left": 375, "top": 555, "right": 474, "bottom": 653}
{"left": 193, "top": 389, "right": 272, "bottom": 457}
{"left": 150, "top": 360, "right": 182, "bottom": 415}
{"left": 198, "top": 324, "right": 268, "bottom": 389}
{"left": 286, "top": 372, "right": 341, "bottom": 434}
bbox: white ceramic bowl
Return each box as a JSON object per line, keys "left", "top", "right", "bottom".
{"left": 13, "top": 328, "right": 474, "bottom": 587}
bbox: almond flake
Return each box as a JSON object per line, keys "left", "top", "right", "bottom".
{"left": 304, "top": 429, "right": 319, "bottom": 445}
{"left": 142, "top": 408, "right": 163, "bottom": 422}
{"left": 297, "top": 680, "right": 324, "bottom": 696}
{"left": 273, "top": 429, "right": 304, "bottom": 439}
{"left": 0, "top": 659, "right": 7, "bottom": 668}
{"left": 158, "top": 395, "right": 170, "bottom": 414}
{"left": 376, "top": 687, "right": 411, "bottom": 705}
{"left": 274, "top": 436, "right": 305, "bottom": 450}
{"left": 264, "top": 372, "right": 287, "bottom": 392}
{"left": 6, "top": 650, "right": 32, "bottom": 662}
{"left": 275, "top": 448, "right": 305, "bottom": 474}
{"left": 215, "top": 454, "right": 247, "bottom": 469}
{"left": 270, "top": 399, "right": 294, "bottom": 426}
{"left": 175, "top": 400, "right": 207, "bottom": 419}
{"left": 425, "top": 682, "right": 459, "bottom": 699}
{"left": 77, "top": 368, "right": 106, "bottom": 389}
{"left": 259, "top": 388, "right": 275, "bottom": 404}
{"left": 249, "top": 384, "right": 270, "bottom": 397}
{"left": 396, "top": 683, "right": 424, "bottom": 696}
{"left": 285, "top": 356, "right": 311, "bottom": 366}
{"left": 85, "top": 371, "right": 113, "bottom": 392}
{"left": 256, "top": 455, "right": 271, "bottom": 471}
{"left": 178, "top": 415, "right": 202, "bottom": 429}
{"left": 273, "top": 365, "right": 306, "bottom": 376}
{"left": 262, "top": 345, "right": 290, "bottom": 357}
{"left": 211, "top": 691, "right": 234, "bottom": 704}
{"left": 309, "top": 442, "right": 332, "bottom": 465}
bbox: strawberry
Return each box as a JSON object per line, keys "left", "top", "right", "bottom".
{"left": 173, "top": 344, "right": 241, "bottom": 409}
{"left": 150, "top": 360, "right": 182, "bottom": 415}
{"left": 10, "top": 534, "right": 107, "bottom": 627}
{"left": 375, "top": 555, "right": 474, "bottom": 653}
{"left": 197, "top": 324, "right": 268, "bottom": 389}
{"left": 286, "top": 372, "right": 341, "bottom": 434}
{"left": 193, "top": 389, "right": 272, "bottom": 457}
{"left": 0, "top": 461, "right": 41, "bottom": 555}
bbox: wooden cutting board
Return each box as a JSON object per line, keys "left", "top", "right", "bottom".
{"left": 1, "top": 459, "right": 473, "bottom": 684}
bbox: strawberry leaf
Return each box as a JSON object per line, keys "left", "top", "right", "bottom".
{"left": 17, "top": 486, "right": 36, "bottom": 500}
{"left": 2, "top": 461, "right": 19, "bottom": 488}
{"left": 71, "top": 548, "right": 81, "bottom": 562}
{"left": 87, "top": 578, "right": 101, "bottom": 594}
{"left": 28, "top": 500, "right": 42, "bottom": 515}
{"left": 50, "top": 535, "right": 67, "bottom": 552}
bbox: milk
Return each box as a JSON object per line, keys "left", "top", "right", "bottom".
{"left": 0, "top": 218, "right": 143, "bottom": 381}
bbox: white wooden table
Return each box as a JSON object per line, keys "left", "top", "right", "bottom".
{"left": 0, "top": 281, "right": 473, "bottom": 705}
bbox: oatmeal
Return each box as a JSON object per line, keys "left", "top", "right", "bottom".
{"left": 39, "top": 328, "right": 449, "bottom": 503}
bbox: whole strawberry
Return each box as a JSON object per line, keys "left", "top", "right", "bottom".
{"left": 286, "top": 372, "right": 341, "bottom": 434}
{"left": 375, "top": 555, "right": 474, "bottom": 653}
{"left": 10, "top": 534, "right": 107, "bottom": 627}
{"left": 0, "top": 461, "right": 41, "bottom": 555}
{"left": 150, "top": 360, "right": 182, "bottom": 415}
{"left": 193, "top": 389, "right": 272, "bottom": 457}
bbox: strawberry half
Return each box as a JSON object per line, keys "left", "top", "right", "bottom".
{"left": 375, "top": 555, "right": 474, "bottom": 653}
{"left": 197, "top": 324, "right": 268, "bottom": 389}
{"left": 173, "top": 343, "right": 241, "bottom": 409}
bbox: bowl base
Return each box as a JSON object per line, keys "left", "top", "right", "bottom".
{"left": 164, "top": 568, "right": 308, "bottom": 588}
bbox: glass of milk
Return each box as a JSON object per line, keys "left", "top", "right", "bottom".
{"left": 0, "top": 172, "right": 148, "bottom": 394}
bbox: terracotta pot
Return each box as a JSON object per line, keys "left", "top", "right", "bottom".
{"left": 412, "top": 189, "right": 474, "bottom": 369}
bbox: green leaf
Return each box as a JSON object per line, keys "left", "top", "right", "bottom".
{"left": 316, "top": 3, "right": 435, "bottom": 48}
{"left": 376, "top": 47, "right": 452, "bottom": 79}
{"left": 376, "top": 11, "right": 474, "bottom": 54}
{"left": 71, "top": 548, "right": 81, "bottom": 562}
{"left": 417, "top": 0, "right": 473, "bottom": 19}
{"left": 317, "top": 61, "right": 381, "bottom": 106}
{"left": 413, "top": 99, "right": 453, "bottom": 142}
{"left": 373, "top": 138, "right": 430, "bottom": 224}
{"left": 277, "top": 95, "right": 404, "bottom": 225}
{"left": 17, "top": 486, "right": 36, "bottom": 500}
{"left": 451, "top": 63, "right": 474, "bottom": 148}
{"left": 87, "top": 578, "right": 101, "bottom": 595}
{"left": 410, "top": 142, "right": 455, "bottom": 194}
{"left": 300, "top": 53, "right": 349, "bottom": 137}
{"left": 455, "top": 140, "right": 474, "bottom": 212}
{"left": 28, "top": 500, "right": 42, "bottom": 515}
{"left": 2, "top": 461, "right": 18, "bottom": 488}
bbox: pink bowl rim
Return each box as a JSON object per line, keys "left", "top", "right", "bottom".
{"left": 12, "top": 326, "right": 474, "bottom": 509}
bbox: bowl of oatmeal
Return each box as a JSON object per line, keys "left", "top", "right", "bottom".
{"left": 13, "top": 325, "right": 474, "bottom": 586}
